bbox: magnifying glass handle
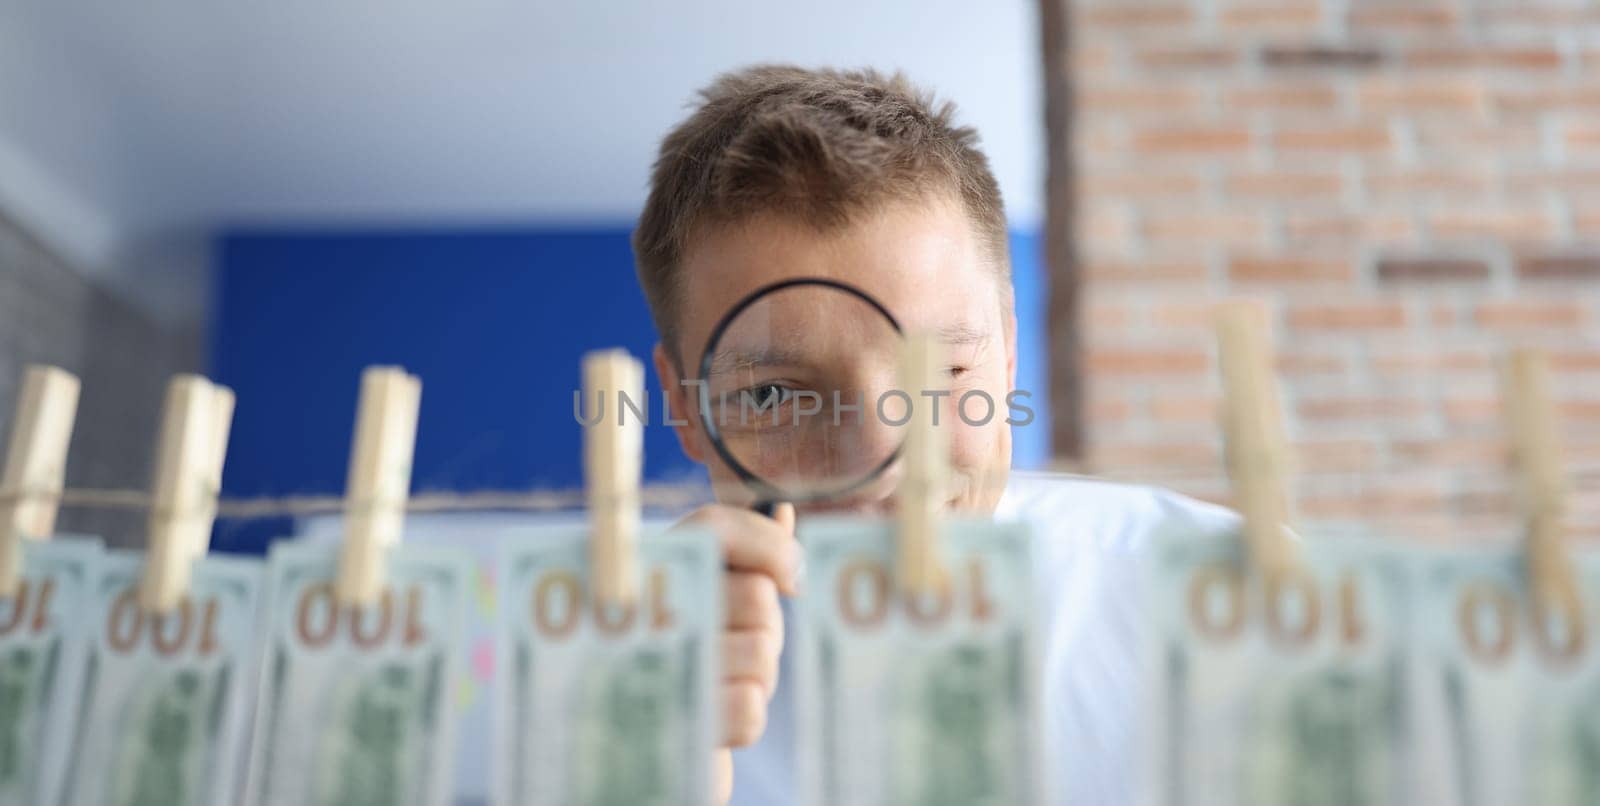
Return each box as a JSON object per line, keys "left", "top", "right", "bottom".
{"left": 753, "top": 501, "right": 779, "bottom": 518}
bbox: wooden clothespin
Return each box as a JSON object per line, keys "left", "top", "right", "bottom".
{"left": 1214, "top": 303, "right": 1296, "bottom": 580}
{"left": 1501, "top": 349, "right": 1577, "bottom": 613}
{"left": 584, "top": 350, "right": 644, "bottom": 607}
{"left": 0, "top": 366, "right": 81, "bottom": 597}
{"left": 896, "top": 332, "right": 949, "bottom": 595}
{"left": 336, "top": 367, "right": 422, "bottom": 607}
{"left": 139, "top": 375, "right": 235, "bottom": 612}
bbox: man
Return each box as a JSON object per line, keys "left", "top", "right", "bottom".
{"left": 632, "top": 65, "right": 1238, "bottom": 805}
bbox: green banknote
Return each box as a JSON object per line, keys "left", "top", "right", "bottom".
{"left": 244, "top": 542, "right": 469, "bottom": 806}
{"left": 795, "top": 518, "right": 1041, "bottom": 806}
{"left": 1145, "top": 527, "right": 1416, "bottom": 806}
{"left": 0, "top": 538, "right": 100, "bottom": 806}
{"left": 60, "top": 551, "right": 263, "bottom": 806}
{"left": 493, "top": 525, "right": 721, "bottom": 806}
{"left": 1421, "top": 545, "right": 1600, "bottom": 806}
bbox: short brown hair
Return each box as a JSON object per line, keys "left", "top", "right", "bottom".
{"left": 633, "top": 65, "right": 1010, "bottom": 356}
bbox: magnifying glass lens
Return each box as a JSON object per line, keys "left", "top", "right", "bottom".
{"left": 699, "top": 280, "right": 903, "bottom": 504}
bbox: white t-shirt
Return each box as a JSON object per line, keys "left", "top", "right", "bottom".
{"left": 729, "top": 470, "right": 1240, "bottom": 806}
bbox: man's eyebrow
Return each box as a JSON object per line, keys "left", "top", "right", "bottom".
{"left": 705, "top": 346, "right": 808, "bottom": 377}
{"left": 937, "top": 323, "right": 991, "bottom": 347}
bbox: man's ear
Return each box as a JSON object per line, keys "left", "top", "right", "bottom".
{"left": 654, "top": 342, "right": 706, "bottom": 463}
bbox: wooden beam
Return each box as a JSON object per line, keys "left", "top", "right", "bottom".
{"left": 1040, "top": 0, "right": 1084, "bottom": 461}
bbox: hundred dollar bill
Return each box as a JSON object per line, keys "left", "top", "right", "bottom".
{"left": 1144, "top": 526, "right": 1416, "bottom": 806}
{"left": 1421, "top": 545, "right": 1600, "bottom": 806}
{"left": 795, "top": 518, "right": 1041, "bottom": 806}
{"left": 60, "top": 551, "right": 263, "bottom": 806}
{"left": 493, "top": 525, "right": 721, "bottom": 806}
{"left": 244, "top": 542, "right": 470, "bottom": 806}
{"left": 0, "top": 538, "right": 100, "bottom": 806}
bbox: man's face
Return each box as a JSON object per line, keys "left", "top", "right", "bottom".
{"left": 654, "top": 193, "right": 1016, "bottom": 516}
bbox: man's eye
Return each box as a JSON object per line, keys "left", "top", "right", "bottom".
{"left": 743, "top": 383, "right": 795, "bottom": 407}
{"left": 947, "top": 366, "right": 970, "bottom": 379}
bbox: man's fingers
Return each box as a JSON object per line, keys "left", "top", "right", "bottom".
{"left": 722, "top": 680, "right": 769, "bottom": 748}
{"left": 723, "top": 629, "right": 782, "bottom": 700}
{"left": 713, "top": 749, "right": 733, "bottom": 806}
{"left": 681, "top": 505, "right": 802, "bottom": 594}
{"left": 725, "top": 572, "right": 781, "bottom": 631}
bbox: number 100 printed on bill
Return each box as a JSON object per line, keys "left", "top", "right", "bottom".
{"left": 1145, "top": 528, "right": 1416, "bottom": 806}
{"left": 494, "top": 526, "right": 721, "bottom": 806}
{"left": 795, "top": 519, "right": 1042, "bottom": 806}
{"left": 244, "top": 543, "right": 469, "bottom": 806}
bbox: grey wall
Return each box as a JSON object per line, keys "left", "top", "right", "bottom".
{"left": 0, "top": 208, "right": 200, "bottom": 546}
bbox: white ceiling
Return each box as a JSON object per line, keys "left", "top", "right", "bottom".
{"left": 0, "top": 1, "right": 1043, "bottom": 323}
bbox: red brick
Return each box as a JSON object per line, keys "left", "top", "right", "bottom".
{"left": 1299, "top": 486, "right": 1447, "bottom": 518}
{"left": 1365, "top": 168, "right": 1491, "bottom": 198}
{"left": 1075, "top": 125, "right": 1123, "bottom": 157}
{"left": 1493, "top": 86, "right": 1600, "bottom": 116}
{"left": 1089, "top": 440, "right": 1219, "bottom": 471}
{"left": 1442, "top": 397, "right": 1500, "bottom": 424}
{"left": 1150, "top": 395, "right": 1219, "bottom": 424}
{"left": 1133, "top": 126, "right": 1254, "bottom": 154}
{"left": 1276, "top": 352, "right": 1347, "bottom": 375}
{"left": 1081, "top": 84, "right": 1207, "bottom": 114}
{"left": 1082, "top": 207, "right": 1135, "bottom": 247}
{"left": 1412, "top": 123, "right": 1541, "bottom": 152}
{"left": 1276, "top": 125, "right": 1392, "bottom": 152}
{"left": 1262, "top": 45, "right": 1385, "bottom": 69}
{"left": 1225, "top": 170, "right": 1343, "bottom": 199}
{"left": 1087, "top": 302, "right": 1135, "bottom": 330}
{"left": 1087, "top": 396, "right": 1136, "bottom": 423}
{"left": 1083, "top": 4, "right": 1196, "bottom": 29}
{"left": 1406, "top": 46, "right": 1564, "bottom": 70}
{"left": 1288, "top": 302, "right": 1407, "bottom": 330}
{"left": 1347, "top": 5, "right": 1458, "bottom": 31}
{"left": 1228, "top": 255, "right": 1353, "bottom": 283}
{"left": 1516, "top": 254, "right": 1600, "bottom": 281}
{"left": 1144, "top": 212, "right": 1268, "bottom": 246}
{"left": 1579, "top": 209, "right": 1600, "bottom": 238}
{"left": 1079, "top": 170, "right": 1206, "bottom": 199}
{"left": 1086, "top": 348, "right": 1211, "bottom": 375}
{"left": 1478, "top": 6, "right": 1600, "bottom": 26}
{"left": 1429, "top": 210, "right": 1555, "bottom": 241}
{"left": 1391, "top": 438, "right": 1506, "bottom": 466}
{"left": 1086, "top": 258, "right": 1211, "bottom": 285}
{"left": 1567, "top": 123, "right": 1600, "bottom": 151}
{"left": 1219, "top": 3, "right": 1323, "bottom": 32}
{"left": 1285, "top": 212, "right": 1415, "bottom": 244}
{"left": 1074, "top": 45, "right": 1115, "bottom": 74}
{"left": 1358, "top": 79, "right": 1485, "bottom": 114}
{"left": 1149, "top": 302, "right": 1223, "bottom": 330}
{"left": 1134, "top": 45, "right": 1243, "bottom": 70}
{"left": 1474, "top": 301, "right": 1586, "bottom": 330}
{"left": 1505, "top": 168, "right": 1600, "bottom": 197}
{"left": 1223, "top": 82, "right": 1341, "bottom": 112}
{"left": 1297, "top": 439, "right": 1379, "bottom": 472}
{"left": 1371, "top": 351, "right": 1493, "bottom": 374}
{"left": 1298, "top": 396, "right": 1428, "bottom": 422}
{"left": 1562, "top": 400, "right": 1600, "bottom": 421}
{"left": 1375, "top": 257, "right": 1492, "bottom": 284}
{"left": 1551, "top": 351, "right": 1600, "bottom": 372}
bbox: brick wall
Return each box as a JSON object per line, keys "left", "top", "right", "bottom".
{"left": 1070, "top": 0, "right": 1600, "bottom": 536}
{"left": 0, "top": 209, "right": 200, "bottom": 546}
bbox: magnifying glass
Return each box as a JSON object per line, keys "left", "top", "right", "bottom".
{"left": 695, "top": 277, "right": 905, "bottom": 516}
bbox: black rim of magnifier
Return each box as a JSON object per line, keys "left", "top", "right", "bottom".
{"left": 696, "top": 277, "right": 904, "bottom": 508}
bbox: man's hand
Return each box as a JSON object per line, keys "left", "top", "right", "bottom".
{"left": 673, "top": 502, "right": 799, "bottom": 805}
